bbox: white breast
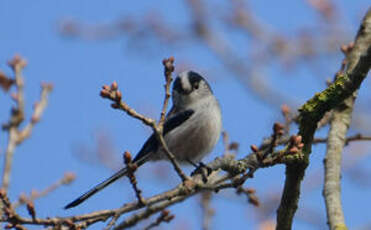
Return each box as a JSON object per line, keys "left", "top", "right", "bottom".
{"left": 160, "top": 96, "right": 222, "bottom": 163}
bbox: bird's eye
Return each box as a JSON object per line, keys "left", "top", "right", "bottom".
{"left": 193, "top": 82, "right": 199, "bottom": 89}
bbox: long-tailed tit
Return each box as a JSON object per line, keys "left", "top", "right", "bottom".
{"left": 65, "top": 71, "right": 222, "bottom": 209}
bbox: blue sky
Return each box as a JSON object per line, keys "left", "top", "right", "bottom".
{"left": 1, "top": 1, "right": 370, "bottom": 229}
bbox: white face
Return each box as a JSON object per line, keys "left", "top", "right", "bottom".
{"left": 172, "top": 71, "right": 213, "bottom": 108}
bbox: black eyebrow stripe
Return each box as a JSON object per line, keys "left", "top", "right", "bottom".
{"left": 188, "top": 71, "right": 212, "bottom": 93}
{"left": 173, "top": 77, "right": 184, "bottom": 94}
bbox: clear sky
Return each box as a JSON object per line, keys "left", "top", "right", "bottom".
{"left": 1, "top": 1, "right": 370, "bottom": 229}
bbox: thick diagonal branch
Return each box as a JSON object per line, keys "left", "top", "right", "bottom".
{"left": 276, "top": 8, "right": 371, "bottom": 230}
{"left": 321, "top": 8, "right": 371, "bottom": 230}
{"left": 323, "top": 95, "right": 354, "bottom": 230}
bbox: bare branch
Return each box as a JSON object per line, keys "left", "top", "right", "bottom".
{"left": 1, "top": 129, "right": 303, "bottom": 229}
{"left": 17, "top": 83, "right": 53, "bottom": 144}
{"left": 158, "top": 57, "right": 174, "bottom": 126}
{"left": 322, "top": 11, "right": 371, "bottom": 229}
{"left": 13, "top": 172, "right": 75, "bottom": 209}
{"left": 200, "top": 192, "right": 214, "bottom": 230}
{"left": 143, "top": 210, "right": 174, "bottom": 230}
{"left": 313, "top": 133, "right": 371, "bottom": 145}
{"left": 2, "top": 55, "right": 27, "bottom": 192}
{"left": 236, "top": 187, "right": 260, "bottom": 207}
{"left": 323, "top": 97, "right": 352, "bottom": 230}
{"left": 2, "top": 56, "right": 52, "bottom": 193}
{"left": 123, "top": 151, "right": 145, "bottom": 206}
{"left": 154, "top": 57, "right": 190, "bottom": 182}
{"left": 100, "top": 82, "right": 156, "bottom": 127}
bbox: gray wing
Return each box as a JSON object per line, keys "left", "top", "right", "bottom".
{"left": 65, "top": 109, "right": 194, "bottom": 209}
{"left": 132, "top": 109, "right": 194, "bottom": 163}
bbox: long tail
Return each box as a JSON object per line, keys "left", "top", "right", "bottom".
{"left": 64, "top": 154, "right": 150, "bottom": 209}
{"left": 64, "top": 167, "right": 128, "bottom": 209}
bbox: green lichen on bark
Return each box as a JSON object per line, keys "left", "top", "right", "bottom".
{"left": 296, "top": 73, "right": 352, "bottom": 159}
{"left": 277, "top": 69, "right": 369, "bottom": 230}
{"left": 281, "top": 152, "right": 305, "bottom": 164}
{"left": 298, "top": 73, "right": 349, "bottom": 126}
{"left": 276, "top": 8, "right": 371, "bottom": 230}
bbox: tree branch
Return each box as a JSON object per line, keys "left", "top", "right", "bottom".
{"left": 276, "top": 8, "right": 371, "bottom": 230}
{"left": 322, "top": 8, "right": 371, "bottom": 230}
{"left": 323, "top": 96, "right": 353, "bottom": 230}
{"left": 1, "top": 129, "right": 302, "bottom": 229}
{"left": 2, "top": 55, "right": 27, "bottom": 192}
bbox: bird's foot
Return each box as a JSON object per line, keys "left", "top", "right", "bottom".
{"left": 189, "top": 160, "right": 212, "bottom": 183}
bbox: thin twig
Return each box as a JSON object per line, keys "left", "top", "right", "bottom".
{"left": 281, "top": 104, "right": 292, "bottom": 135}
{"left": 1, "top": 139, "right": 301, "bottom": 229}
{"left": 104, "top": 213, "right": 121, "bottom": 230}
{"left": 158, "top": 57, "right": 174, "bottom": 126}
{"left": 200, "top": 191, "right": 214, "bottom": 230}
{"left": 143, "top": 210, "right": 174, "bottom": 230}
{"left": 17, "top": 83, "right": 53, "bottom": 143}
{"left": 154, "top": 131, "right": 190, "bottom": 182}
{"left": 155, "top": 57, "right": 189, "bottom": 182}
{"left": 2, "top": 55, "right": 27, "bottom": 192}
{"left": 0, "top": 55, "right": 52, "bottom": 226}
{"left": 100, "top": 82, "right": 156, "bottom": 127}
{"left": 123, "top": 151, "right": 145, "bottom": 206}
{"left": 221, "top": 131, "right": 239, "bottom": 156}
{"left": 2, "top": 57, "right": 52, "bottom": 192}
{"left": 236, "top": 186, "right": 260, "bottom": 207}
{"left": 313, "top": 133, "right": 371, "bottom": 145}
{"left": 13, "top": 172, "right": 75, "bottom": 209}
{"left": 100, "top": 57, "right": 189, "bottom": 182}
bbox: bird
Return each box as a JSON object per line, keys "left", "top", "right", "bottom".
{"left": 64, "top": 70, "right": 222, "bottom": 209}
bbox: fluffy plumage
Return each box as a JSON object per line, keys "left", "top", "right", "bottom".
{"left": 64, "top": 71, "right": 222, "bottom": 209}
